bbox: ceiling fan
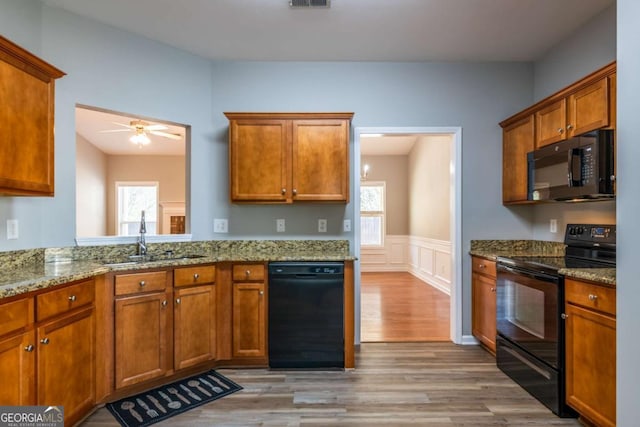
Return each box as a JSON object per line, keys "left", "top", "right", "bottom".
{"left": 100, "top": 119, "right": 182, "bottom": 146}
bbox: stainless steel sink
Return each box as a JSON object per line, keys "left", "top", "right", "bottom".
{"left": 103, "top": 254, "right": 207, "bottom": 267}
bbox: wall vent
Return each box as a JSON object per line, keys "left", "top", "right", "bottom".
{"left": 289, "top": 0, "right": 330, "bottom": 8}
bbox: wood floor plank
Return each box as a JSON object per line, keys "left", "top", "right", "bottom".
{"left": 361, "top": 272, "right": 450, "bottom": 342}
{"left": 81, "top": 343, "right": 580, "bottom": 426}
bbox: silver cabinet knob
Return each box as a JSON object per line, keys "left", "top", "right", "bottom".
{"left": 68, "top": 295, "right": 77, "bottom": 302}
{"left": 292, "top": 189, "right": 297, "bottom": 195}
{"left": 490, "top": 287, "right": 496, "bottom": 292}
{"left": 479, "top": 264, "right": 485, "bottom": 269}
{"left": 557, "top": 128, "right": 564, "bottom": 134}
{"left": 24, "top": 344, "right": 34, "bottom": 352}
{"left": 566, "top": 124, "right": 573, "bottom": 130}
{"left": 561, "top": 313, "right": 569, "bottom": 319}
{"left": 245, "top": 270, "right": 251, "bottom": 277}
{"left": 193, "top": 273, "right": 199, "bottom": 280}
{"left": 281, "top": 188, "right": 286, "bottom": 195}
{"left": 40, "top": 338, "right": 50, "bottom": 345}
{"left": 161, "top": 300, "right": 168, "bottom": 307}
{"left": 139, "top": 280, "right": 146, "bottom": 287}
{"left": 176, "top": 298, "right": 181, "bottom": 304}
{"left": 259, "top": 290, "right": 264, "bottom": 296}
{"left": 588, "top": 294, "right": 598, "bottom": 301}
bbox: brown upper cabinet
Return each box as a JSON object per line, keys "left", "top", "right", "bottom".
{"left": 0, "top": 36, "right": 65, "bottom": 196}
{"left": 500, "top": 62, "right": 616, "bottom": 204}
{"left": 225, "top": 112, "right": 353, "bottom": 204}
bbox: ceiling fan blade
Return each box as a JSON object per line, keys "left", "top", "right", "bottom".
{"left": 99, "top": 129, "right": 132, "bottom": 133}
{"left": 111, "top": 121, "right": 134, "bottom": 129}
{"left": 145, "top": 124, "right": 169, "bottom": 131}
{"left": 150, "top": 130, "right": 182, "bottom": 140}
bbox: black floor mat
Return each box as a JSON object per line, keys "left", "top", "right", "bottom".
{"left": 106, "top": 370, "right": 242, "bottom": 427}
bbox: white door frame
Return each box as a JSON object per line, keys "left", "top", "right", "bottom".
{"left": 353, "top": 126, "right": 463, "bottom": 344}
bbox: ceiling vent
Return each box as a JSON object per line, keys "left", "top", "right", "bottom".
{"left": 289, "top": 0, "right": 330, "bottom": 8}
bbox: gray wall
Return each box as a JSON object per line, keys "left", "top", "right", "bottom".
{"left": 529, "top": 3, "right": 617, "bottom": 242}
{"left": 617, "top": 1, "right": 639, "bottom": 423}
{"left": 0, "top": 1, "right": 536, "bottom": 336}
{"left": 361, "top": 155, "right": 409, "bottom": 236}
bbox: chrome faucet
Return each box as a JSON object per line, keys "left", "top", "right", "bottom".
{"left": 138, "top": 210, "right": 147, "bottom": 256}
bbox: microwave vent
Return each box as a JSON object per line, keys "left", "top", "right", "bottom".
{"left": 289, "top": 0, "right": 330, "bottom": 8}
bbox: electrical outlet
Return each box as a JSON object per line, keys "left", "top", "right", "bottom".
{"left": 276, "top": 219, "right": 286, "bottom": 232}
{"left": 318, "top": 219, "right": 327, "bottom": 233}
{"left": 213, "top": 218, "right": 228, "bottom": 233}
{"left": 6, "top": 219, "right": 18, "bottom": 240}
{"left": 550, "top": 219, "right": 558, "bottom": 233}
{"left": 343, "top": 219, "right": 351, "bottom": 232}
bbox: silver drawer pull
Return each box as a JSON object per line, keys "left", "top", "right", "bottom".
{"left": 479, "top": 264, "right": 485, "bottom": 269}
{"left": 193, "top": 273, "right": 199, "bottom": 280}
{"left": 139, "top": 280, "right": 146, "bottom": 287}
{"left": 68, "top": 295, "right": 77, "bottom": 302}
{"left": 245, "top": 270, "right": 251, "bottom": 277}
{"left": 588, "top": 294, "right": 598, "bottom": 301}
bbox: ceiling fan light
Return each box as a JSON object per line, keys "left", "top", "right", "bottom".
{"left": 130, "top": 132, "right": 151, "bottom": 146}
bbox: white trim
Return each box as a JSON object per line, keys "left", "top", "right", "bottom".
{"left": 354, "top": 126, "right": 463, "bottom": 345}
{"left": 407, "top": 235, "right": 452, "bottom": 295}
{"left": 360, "top": 235, "right": 409, "bottom": 271}
{"left": 460, "top": 335, "right": 480, "bottom": 345}
{"left": 75, "top": 234, "right": 193, "bottom": 246}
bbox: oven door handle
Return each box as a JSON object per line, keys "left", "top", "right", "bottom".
{"left": 498, "top": 265, "right": 559, "bottom": 283}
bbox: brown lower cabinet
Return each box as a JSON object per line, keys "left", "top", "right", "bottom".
{"left": 232, "top": 263, "right": 267, "bottom": 360}
{"left": 0, "top": 279, "right": 95, "bottom": 426}
{"left": 471, "top": 256, "right": 497, "bottom": 354}
{"left": 564, "top": 278, "right": 616, "bottom": 427}
{"left": 174, "top": 284, "right": 216, "bottom": 370}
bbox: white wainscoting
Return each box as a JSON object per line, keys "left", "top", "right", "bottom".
{"left": 360, "top": 235, "right": 452, "bottom": 295}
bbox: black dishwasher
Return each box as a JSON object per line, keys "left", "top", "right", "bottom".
{"left": 268, "top": 262, "right": 344, "bottom": 369}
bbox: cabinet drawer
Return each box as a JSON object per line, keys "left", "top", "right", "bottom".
{"left": 565, "top": 279, "right": 616, "bottom": 316}
{"left": 472, "top": 257, "right": 496, "bottom": 278}
{"left": 0, "top": 297, "right": 34, "bottom": 337}
{"left": 36, "top": 279, "right": 95, "bottom": 322}
{"left": 233, "top": 264, "right": 265, "bottom": 281}
{"left": 115, "top": 271, "right": 167, "bottom": 296}
{"left": 174, "top": 265, "right": 216, "bottom": 287}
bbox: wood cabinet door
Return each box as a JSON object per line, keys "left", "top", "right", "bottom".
{"left": 565, "top": 303, "right": 616, "bottom": 427}
{"left": 37, "top": 307, "right": 95, "bottom": 426}
{"left": 567, "top": 78, "right": 609, "bottom": 137}
{"left": 174, "top": 285, "right": 216, "bottom": 370}
{"left": 115, "top": 292, "right": 170, "bottom": 389}
{"left": 232, "top": 282, "right": 266, "bottom": 358}
{"left": 229, "top": 119, "right": 290, "bottom": 202}
{"left": 292, "top": 119, "right": 349, "bottom": 202}
{"left": 502, "top": 115, "right": 534, "bottom": 204}
{"left": 0, "top": 330, "right": 36, "bottom": 405}
{"left": 472, "top": 272, "right": 496, "bottom": 353}
{"left": 0, "top": 37, "right": 64, "bottom": 196}
{"left": 535, "top": 99, "right": 567, "bottom": 148}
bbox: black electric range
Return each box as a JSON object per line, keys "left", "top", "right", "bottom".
{"left": 494, "top": 223, "right": 615, "bottom": 417}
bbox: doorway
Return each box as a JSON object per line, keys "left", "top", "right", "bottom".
{"left": 353, "top": 127, "right": 462, "bottom": 345}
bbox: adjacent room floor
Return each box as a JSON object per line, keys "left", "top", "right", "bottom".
{"left": 360, "top": 272, "right": 450, "bottom": 342}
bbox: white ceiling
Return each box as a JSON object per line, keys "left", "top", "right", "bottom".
{"left": 42, "top": 0, "right": 613, "bottom": 62}
{"left": 76, "top": 107, "right": 186, "bottom": 156}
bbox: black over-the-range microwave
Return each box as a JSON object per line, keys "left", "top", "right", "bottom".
{"left": 527, "top": 129, "right": 615, "bottom": 202}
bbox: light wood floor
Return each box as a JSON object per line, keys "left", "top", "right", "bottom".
{"left": 361, "top": 272, "right": 450, "bottom": 342}
{"left": 81, "top": 342, "right": 580, "bottom": 426}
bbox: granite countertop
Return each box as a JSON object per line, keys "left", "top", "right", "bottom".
{"left": 0, "top": 240, "right": 355, "bottom": 300}
{"left": 470, "top": 239, "right": 616, "bottom": 287}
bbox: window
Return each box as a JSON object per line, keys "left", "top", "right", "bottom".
{"left": 360, "top": 181, "right": 385, "bottom": 247}
{"left": 116, "top": 182, "right": 158, "bottom": 236}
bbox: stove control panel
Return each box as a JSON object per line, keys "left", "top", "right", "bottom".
{"left": 565, "top": 223, "right": 616, "bottom": 245}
